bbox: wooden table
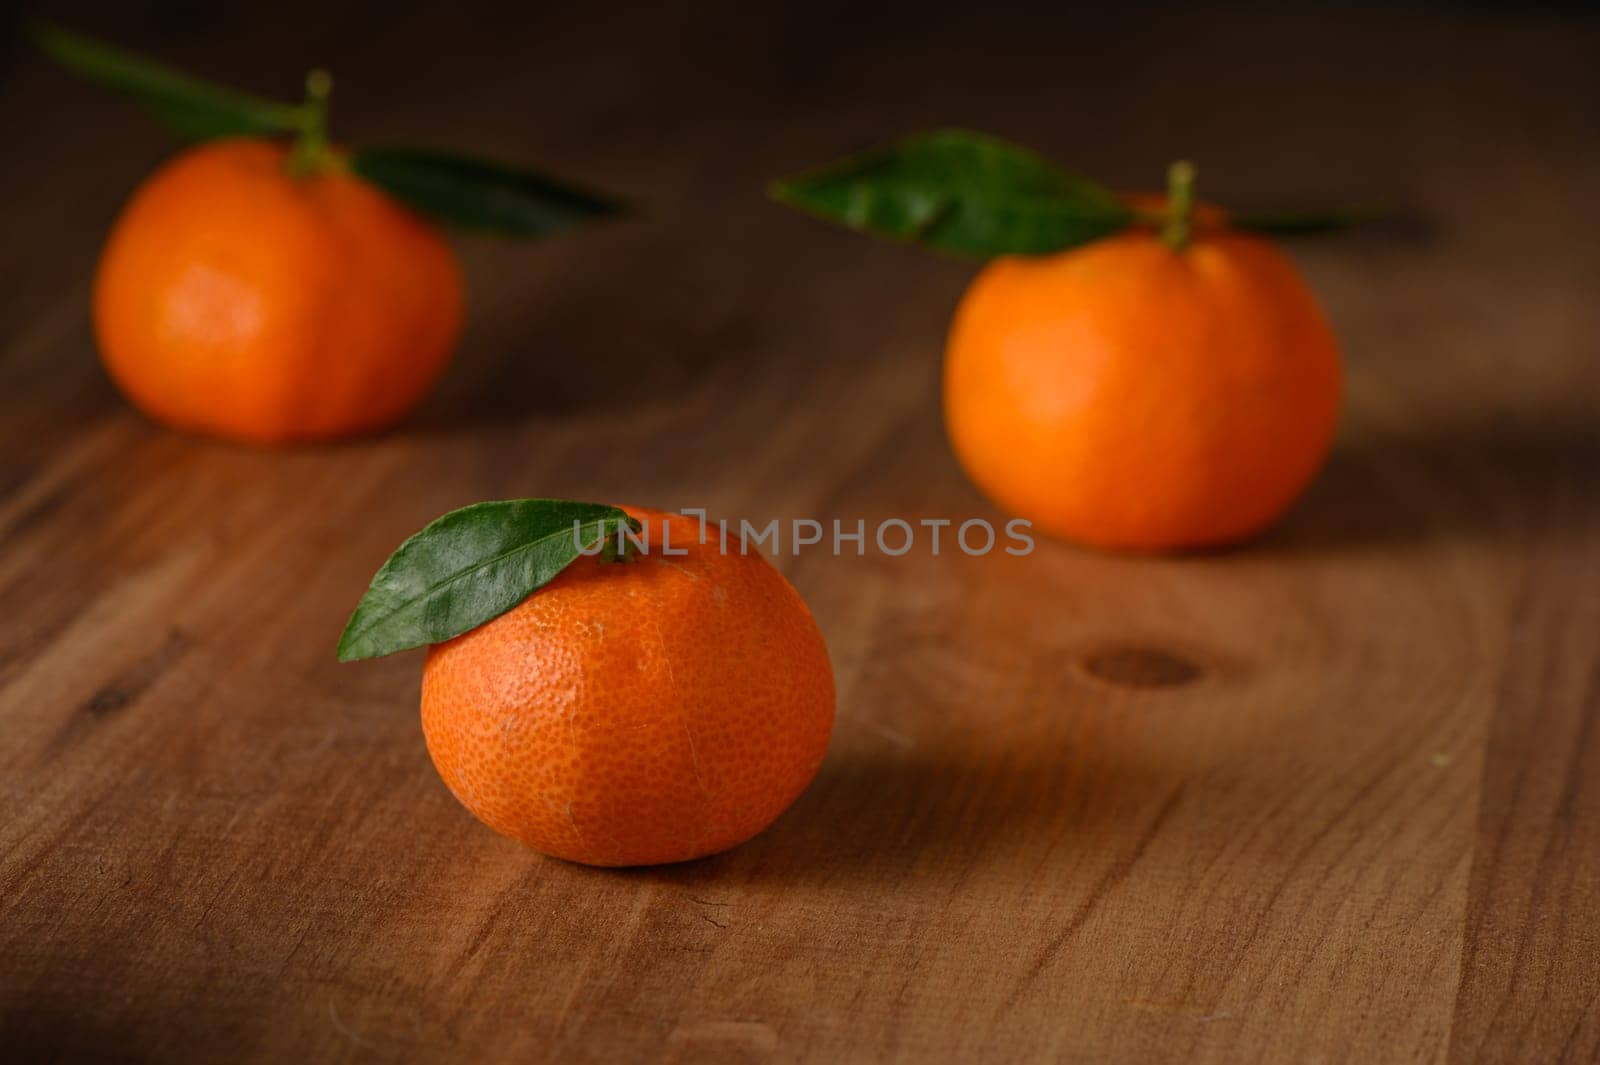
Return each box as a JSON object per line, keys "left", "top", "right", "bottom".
{"left": 3, "top": 4, "right": 1597, "bottom": 1061}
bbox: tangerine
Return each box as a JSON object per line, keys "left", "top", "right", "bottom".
{"left": 420, "top": 508, "right": 835, "bottom": 866}
{"left": 943, "top": 206, "right": 1341, "bottom": 551}
{"left": 93, "top": 138, "right": 463, "bottom": 444}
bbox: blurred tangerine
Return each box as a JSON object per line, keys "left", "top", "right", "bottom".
{"left": 93, "top": 138, "right": 463, "bottom": 444}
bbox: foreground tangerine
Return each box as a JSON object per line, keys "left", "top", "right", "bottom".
{"left": 944, "top": 198, "right": 1341, "bottom": 551}
{"left": 420, "top": 508, "right": 834, "bottom": 866}
{"left": 93, "top": 138, "right": 464, "bottom": 445}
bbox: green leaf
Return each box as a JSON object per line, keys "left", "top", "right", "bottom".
{"left": 32, "top": 22, "right": 307, "bottom": 141}
{"left": 769, "top": 129, "right": 1134, "bottom": 259}
{"left": 337, "top": 500, "right": 640, "bottom": 661}
{"left": 350, "top": 147, "right": 624, "bottom": 236}
{"left": 1229, "top": 206, "right": 1390, "bottom": 237}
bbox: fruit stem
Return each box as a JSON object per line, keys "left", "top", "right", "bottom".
{"left": 1160, "top": 160, "right": 1198, "bottom": 251}
{"left": 597, "top": 519, "right": 643, "bottom": 563}
{"left": 287, "top": 69, "right": 333, "bottom": 178}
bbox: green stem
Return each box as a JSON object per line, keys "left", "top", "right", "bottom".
{"left": 286, "top": 69, "right": 332, "bottom": 177}
{"left": 1160, "top": 160, "right": 1197, "bottom": 251}
{"left": 597, "top": 518, "right": 643, "bottom": 563}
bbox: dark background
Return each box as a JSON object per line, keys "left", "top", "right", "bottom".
{"left": 6, "top": 0, "right": 1594, "bottom": 434}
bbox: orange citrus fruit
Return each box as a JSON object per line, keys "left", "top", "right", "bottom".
{"left": 93, "top": 138, "right": 463, "bottom": 445}
{"left": 420, "top": 508, "right": 835, "bottom": 867}
{"left": 943, "top": 215, "right": 1341, "bottom": 551}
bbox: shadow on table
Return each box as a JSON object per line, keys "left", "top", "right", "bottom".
{"left": 1256, "top": 405, "right": 1600, "bottom": 557}
{"left": 411, "top": 288, "right": 735, "bottom": 431}
{"left": 405, "top": 219, "right": 800, "bottom": 433}
{"left": 0, "top": 998, "right": 162, "bottom": 1065}
{"left": 618, "top": 708, "right": 1209, "bottom": 893}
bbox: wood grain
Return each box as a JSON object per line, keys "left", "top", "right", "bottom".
{"left": 2, "top": 3, "right": 1597, "bottom": 1062}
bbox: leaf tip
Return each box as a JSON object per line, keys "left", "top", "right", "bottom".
{"left": 29, "top": 19, "right": 73, "bottom": 60}
{"left": 333, "top": 623, "right": 365, "bottom": 663}
{"left": 766, "top": 178, "right": 802, "bottom": 205}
